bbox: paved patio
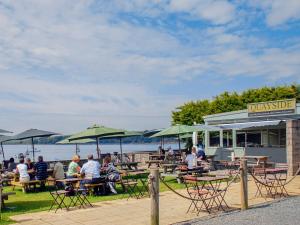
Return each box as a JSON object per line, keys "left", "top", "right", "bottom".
{"left": 11, "top": 177, "right": 300, "bottom": 225}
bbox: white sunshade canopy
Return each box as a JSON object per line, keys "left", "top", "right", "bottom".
{"left": 218, "top": 120, "right": 283, "bottom": 130}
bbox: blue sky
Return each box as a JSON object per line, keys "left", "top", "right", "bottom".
{"left": 0, "top": 0, "right": 299, "bottom": 134}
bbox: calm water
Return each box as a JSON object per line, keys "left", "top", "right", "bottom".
{"left": 1, "top": 143, "right": 179, "bottom": 161}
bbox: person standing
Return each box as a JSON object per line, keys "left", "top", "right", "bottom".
{"left": 197, "top": 144, "right": 206, "bottom": 160}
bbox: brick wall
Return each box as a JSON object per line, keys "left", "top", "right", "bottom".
{"left": 286, "top": 120, "right": 300, "bottom": 175}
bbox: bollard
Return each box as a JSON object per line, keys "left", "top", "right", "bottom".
{"left": 149, "top": 168, "right": 159, "bottom": 225}
{"left": 240, "top": 159, "right": 248, "bottom": 210}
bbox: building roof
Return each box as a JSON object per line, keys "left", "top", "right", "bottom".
{"left": 204, "top": 103, "right": 300, "bottom": 125}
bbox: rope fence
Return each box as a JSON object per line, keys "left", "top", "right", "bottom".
{"left": 249, "top": 166, "right": 300, "bottom": 189}
{"left": 157, "top": 172, "right": 240, "bottom": 202}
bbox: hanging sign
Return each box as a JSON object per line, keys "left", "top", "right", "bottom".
{"left": 248, "top": 99, "right": 296, "bottom": 117}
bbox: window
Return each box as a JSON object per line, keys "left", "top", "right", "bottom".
{"left": 209, "top": 131, "right": 220, "bottom": 147}
{"left": 223, "top": 130, "right": 232, "bottom": 147}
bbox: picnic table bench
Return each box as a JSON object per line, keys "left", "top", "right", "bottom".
{"left": 84, "top": 183, "right": 105, "bottom": 195}
{"left": 0, "top": 185, "right": 16, "bottom": 209}
{"left": 115, "top": 162, "right": 139, "bottom": 170}
{"left": 11, "top": 180, "right": 44, "bottom": 193}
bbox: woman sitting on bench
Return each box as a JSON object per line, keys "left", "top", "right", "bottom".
{"left": 16, "top": 158, "right": 30, "bottom": 183}
{"left": 102, "top": 156, "right": 120, "bottom": 194}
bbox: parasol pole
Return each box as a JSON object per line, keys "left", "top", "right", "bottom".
{"left": 178, "top": 134, "right": 181, "bottom": 153}
{"left": 96, "top": 137, "right": 100, "bottom": 159}
{"left": 31, "top": 137, "right": 35, "bottom": 162}
{"left": 120, "top": 138, "right": 123, "bottom": 164}
{"left": 75, "top": 144, "right": 78, "bottom": 155}
{"left": 1, "top": 142, "right": 5, "bottom": 160}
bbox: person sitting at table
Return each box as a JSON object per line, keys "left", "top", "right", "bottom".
{"left": 1, "top": 157, "right": 17, "bottom": 179}
{"left": 80, "top": 154, "right": 102, "bottom": 195}
{"left": 7, "top": 157, "right": 17, "bottom": 172}
{"left": 111, "top": 152, "right": 120, "bottom": 164}
{"left": 102, "top": 156, "right": 120, "bottom": 194}
{"left": 34, "top": 156, "right": 48, "bottom": 190}
{"left": 197, "top": 144, "right": 206, "bottom": 160}
{"left": 53, "top": 161, "right": 65, "bottom": 188}
{"left": 26, "top": 158, "right": 35, "bottom": 180}
{"left": 16, "top": 158, "right": 30, "bottom": 183}
{"left": 66, "top": 155, "right": 81, "bottom": 178}
{"left": 164, "top": 146, "right": 174, "bottom": 161}
{"left": 185, "top": 147, "right": 198, "bottom": 170}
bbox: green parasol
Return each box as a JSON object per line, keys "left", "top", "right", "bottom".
{"left": 68, "top": 124, "right": 124, "bottom": 159}
{"left": 150, "top": 125, "right": 201, "bottom": 151}
{"left": 8, "top": 129, "right": 58, "bottom": 162}
{"left": 56, "top": 138, "right": 95, "bottom": 155}
{"left": 0, "top": 135, "right": 13, "bottom": 160}
{"left": 0, "top": 129, "right": 12, "bottom": 134}
{"left": 101, "top": 131, "right": 143, "bottom": 163}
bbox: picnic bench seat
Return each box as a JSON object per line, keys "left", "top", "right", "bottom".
{"left": 84, "top": 183, "right": 105, "bottom": 195}
{"left": 160, "top": 171, "right": 188, "bottom": 184}
{"left": 11, "top": 180, "right": 44, "bottom": 193}
{"left": 0, "top": 178, "right": 12, "bottom": 186}
{"left": 1, "top": 191, "right": 16, "bottom": 209}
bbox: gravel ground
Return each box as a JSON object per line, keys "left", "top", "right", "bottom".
{"left": 175, "top": 196, "right": 300, "bottom": 225}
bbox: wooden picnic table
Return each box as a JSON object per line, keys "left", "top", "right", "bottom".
{"left": 56, "top": 178, "right": 82, "bottom": 188}
{"left": 115, "top": 162, "right": 139, "bottom": 170}
{"left": 149, "top": 154, "right": 164, "bottom": 160}
{"left": 146, "top": 160, "right": 163, "bottom": 168}
{"left": 161, "top": 163, "right": 178, "bottom": 174}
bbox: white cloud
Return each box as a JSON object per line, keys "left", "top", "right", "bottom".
{"left": 169, "top": 0, "right": 235, "bottom": 24}
{"left": 250, "top": 0, "right": 300, "bottom": 26}
{"left": 0, "top": 73, "right": 186, "bottom": 133}
{"left": 0, "top": 0, "right": 299, "bottom": 133}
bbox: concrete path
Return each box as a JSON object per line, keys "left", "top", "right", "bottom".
{"left": 176, "top": 196, "right": 300, "bottom": 225}
{"left": 11, "top": 177, "right": 300, "bottom": 225}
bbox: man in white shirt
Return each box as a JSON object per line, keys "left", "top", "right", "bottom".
{"left": 185, "top": 147, "right": 198, "bottom": 169}
{"left": 80, "top": 154, "right": 102, "bottom": 195}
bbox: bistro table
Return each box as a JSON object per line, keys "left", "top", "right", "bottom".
{"left": 183, "top": 175, "right": 229, "bottom": 214}
{"left": 51, "top": 178, "right": 92, "bottom": 211}
{"left": 125, "top": 170, "right": 150, "bottom": 195}
{"left": 265, "top": 168, "right": 288, "bottom": 197}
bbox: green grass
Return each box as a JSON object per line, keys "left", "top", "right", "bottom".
{"left": 0, "top": 177, "right": 185, "bottom": 224}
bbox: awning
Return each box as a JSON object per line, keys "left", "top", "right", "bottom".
{"left": 195, "top": 124, "right": 222, "bottom": 131}
{"left": 218, "top": 120, "right": 283, "bottom": 130}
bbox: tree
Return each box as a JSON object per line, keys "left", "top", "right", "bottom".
{"left": 172, "top": 84, "right": 299, "bottom": 125}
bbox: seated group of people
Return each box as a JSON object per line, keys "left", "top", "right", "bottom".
{"left": 2, "top": 153, "right": 121, "bottom": 194}
{"left": 185, "top": 146, "right": 207, "bottom": 169}
{"left": 1, "top": 156, "right": 49, "bottom": 189}
{"left": 66, "top": 154, "right": 120, "bottom": 195}
{"left": 157, "top": 144, "right": 206, "bottom": 169}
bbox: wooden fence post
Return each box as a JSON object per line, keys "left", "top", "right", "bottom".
{"left": 240, "top": 159, "right": 248, "bottom": 210}
{"left": 150, "top": 168, "right": 159, "bottom": 225}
